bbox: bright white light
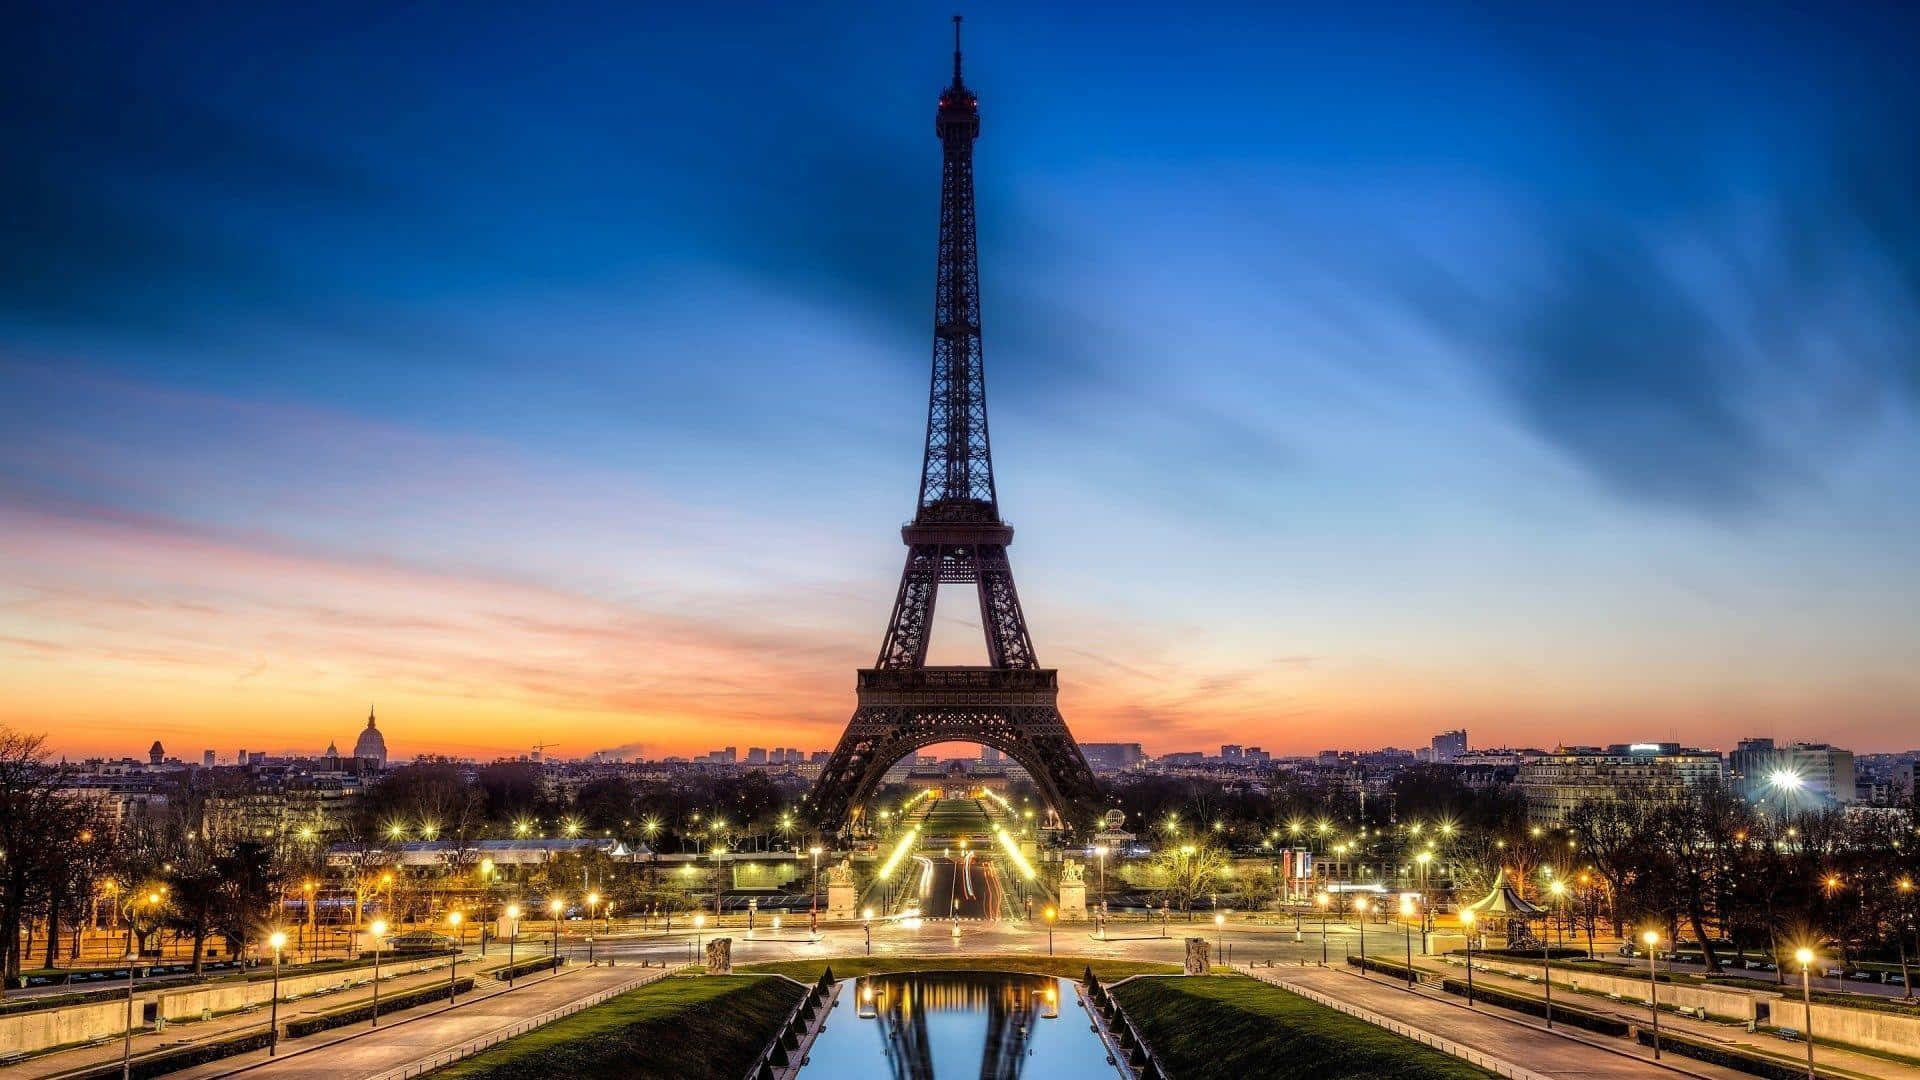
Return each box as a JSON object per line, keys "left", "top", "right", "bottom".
{"left": 878, "top": 826, "right": 920, "bottom": 879}
{"left": 1768, "top": 770, "right": 1804, "bottom": 790}
{"left": 994, "top": 826, "right": 1037, "bottom": 880}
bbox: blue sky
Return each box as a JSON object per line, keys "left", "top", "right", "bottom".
{"left": 3, "top": 0, "right": 1917, "bottom": 759}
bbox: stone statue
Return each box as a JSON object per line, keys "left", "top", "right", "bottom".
{"left": 825, "top": 858, "right": 856, "bottom": 887}
{"left": 1061, "top": 859, "right": 1085, "bottom": 884}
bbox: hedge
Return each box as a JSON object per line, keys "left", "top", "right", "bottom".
{"left": 1348, "top": 955, "right": 1418, "bottom": 981}
{"left": 1635, "top": 1027, "right": 1839, "bottom": 1080}
{"left": 1437, "top": 978, "right": 1631, "bottom": 1037}
{"left": 66, "top": 1027, "right": 274, "bottom": 1080}
{"left": 282, "top": 976, "right": 476, "bottom": 1037}
{"left": 1475, "top": 947, "right": 1589, "bottom": 960}
{"left": 488, "top": 956, "right": 565, "bottom": 982}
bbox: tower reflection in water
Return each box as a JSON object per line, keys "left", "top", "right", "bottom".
{"left": 805, "top": 972, "right": 1113, "bottom": 1080}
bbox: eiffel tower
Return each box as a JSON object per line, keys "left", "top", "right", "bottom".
{"left": 803, "top": 17, "right": 1102, "bottom": 836}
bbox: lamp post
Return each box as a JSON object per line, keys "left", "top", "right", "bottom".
{"left": 1354, "top": 896, "right": 1369, "bottom": 972}
{"left": 1399, "top": 896, "right": 1416, "bottom": 990}
{"left": 447, "top": 912, "right": 462, "bottom": 1002}
{"left": 1315, "top": 891, "right": 1330, "bottom": 966}
{"left": 1214, "top": 912, "right": 1225, "bottom": 961}
{"left": 862, "top": 907, "right": 873, "bottom": 955}
{"left": 694, "top": 913, "right": 706, "bottom": 957}
{"left": 1545, "top": 879, "right": 1567, "bottom": 1030}
{"left": 1461, "top": 908, "right": 1477, "bottom": 1006}
{"left": 266, "top": 931, "right": 286, "bottom": 1054}
{"left": 369, "top": 919, "right": 388, "bottom": 1027}
{"left": 505, "top": 903, "right": 521, "bottom": 986}
{"left": 809, "top": 845, "right": 823, "bottom": 916}
{"left": 120, "top": 948, "right": 138, "bottom": 1080}
{"left": 1045, "top": 906, "right": 1057, "bottom": 955}
{"left": 1093, "top": 845, "right": 1109, "bottom": 920}
{"left": 1795, "top": 948, "right": 1817, "bottom": 1080}
{"left": 1642, "top": 930, "right": 1662, "bottom": 1060}
{"left": 548, "top": 898, "right": 564, "bottom": 965}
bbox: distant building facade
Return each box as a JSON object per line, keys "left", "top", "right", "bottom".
{"left": 1517, "top": 743, "right": 1724, "bottom": 825}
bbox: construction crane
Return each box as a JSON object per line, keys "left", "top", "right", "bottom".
{"left": 530, "top": 742, "right": 561, "bottom": 762}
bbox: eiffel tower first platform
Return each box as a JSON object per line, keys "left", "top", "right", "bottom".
{"left": 802, "top": 18, "right": 1103, "bottom": 837}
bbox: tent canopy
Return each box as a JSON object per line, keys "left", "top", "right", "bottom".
{"left": 1464, "top": 868, "right": 1546, "bottom": 916}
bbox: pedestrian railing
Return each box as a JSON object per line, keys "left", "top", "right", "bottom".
{"left": 363, "top": 963, "right": 692, "bottom": 1080}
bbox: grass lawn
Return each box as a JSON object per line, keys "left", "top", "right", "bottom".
{"left": 1110, "top": 975, "right": 1496, "bottom": 1080}
{"left": 738, "top": 953, "right": 1178, "bottom": 983}
{"left": 429, "top": 975, "right": 801, "bottom": 1080}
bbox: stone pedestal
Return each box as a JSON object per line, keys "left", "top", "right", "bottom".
{"left": 1185, "top": 937, "right": 1210, "bottom": 975}
{"left": 1057, "top": 882, "right": 1087, "bottom": 920}
{"left": 705, "top": 937, "right": 732, "bottom": 974}
{"left": 827, "top": 883, "right": 857, "bottom": 920}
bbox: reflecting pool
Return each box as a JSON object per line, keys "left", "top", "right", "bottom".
{"left": 798, "top": 970, "right": 1121, "bottom": 1079}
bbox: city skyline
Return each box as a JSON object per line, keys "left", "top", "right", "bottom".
{"left": 6, "top": 1, "right": 1920, "bottom": 762}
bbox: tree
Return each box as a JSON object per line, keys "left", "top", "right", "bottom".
{"left": 1150, "top": 842, "right": 1227, "bottom": 918}
{"left": 0, "top": 728, "right": 85, "bottom": 990}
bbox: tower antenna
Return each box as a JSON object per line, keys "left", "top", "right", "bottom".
{"left": 952, "top": 14, "right": 963, "bottom": 83}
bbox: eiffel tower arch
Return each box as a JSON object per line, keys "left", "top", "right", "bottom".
{"left": 802, "top": 18, "right": 1103, "bottom": 836}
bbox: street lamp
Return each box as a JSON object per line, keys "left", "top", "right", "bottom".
{"left": 1353, "top": 896, "right": 1369, "bottom": 971}
{"left": 1642, "top": 929, "right": 1662, "bottom": 1060}
{"left": 447, "top": 912, "right": 463, "bottom": 1002}
{"left": 267, "top": 931, "right": 286, "bottom": 1055}
{"left": 121, "top": 945, "right": 138, "bottom": 1080}
{"left": 1399, "top": 896, "right": 1416, "bottom": 989}
{"left": 1461, "top": 908, "right": 1477, "bottom": 1006}
{"left": 1044, "top": 906, "right": 1057, "bottom": 955}
{"left": 369, "top": 919, "right": 389, "bottom": 1027}
{"left": 809, "top": 846, "right": 824, "bottom": 915}
{"left": 1315, "top": 891, "right": 1330, "bottom": 966}
{"left": 548, "top": 898, "right": 564, "bottom": 964}
{"left": 1214, "top": 912, "right": 1225, "bottom": 961}
{"left": 1795, "top": 948, "right": 1817, "bottom": 1080}
{"left": 505, "top": 903, "right": 521, "bottom": 986}
{"left": 862, "top": 907, "right": 873, "bottom": 955}
{"left": 694, "top": 913, "right": 706, "bottom": 956}
{"left": 1093, "top": 845, "right": 1109, "bottom": 929}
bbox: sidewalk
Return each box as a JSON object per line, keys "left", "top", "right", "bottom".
{"left": 1427, "top": 954, "right": 1918, "bottom": 1080}
{"left": 1, "top": 953, "right": 508, "bottom": 1080}
{"left": 171, "top": 964, "right": 682, "bottom": 1079}
{"left": 1244, "top": 964, "right": 1747, "bottom": 1080}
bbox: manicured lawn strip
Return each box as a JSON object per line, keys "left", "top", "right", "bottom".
{"left": 738, "top": 953, "right": 1177, "bottom": 983}
{"left": 428, "top": 975, "right": 802, "bottom": 1080}
{"left": 1109, "top": 974, "right": 1495, "bottom": 1080}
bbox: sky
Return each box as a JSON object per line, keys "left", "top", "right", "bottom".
{"left": 3, "top": 1, "right": 1917, "bottom": 763}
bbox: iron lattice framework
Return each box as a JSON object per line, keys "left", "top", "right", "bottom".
{"left": 804, "top": 18, "right": 1103, "bottom": 836}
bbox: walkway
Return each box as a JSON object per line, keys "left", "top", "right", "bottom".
{"left": 2, "top": 955, "right": 504, "bottom": 1080}
{"left": 170, "top": 963, "right": 680, "bottom": 1079}
{"left": 1243, "top": 964, "right": 1750, "bottom": 1080}
{"left": 1439, "top": 955, "right": 1917, "bottom": 1080}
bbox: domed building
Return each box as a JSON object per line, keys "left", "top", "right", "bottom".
{"left": 352, "top": 705, "right": 388, "bottom": 769}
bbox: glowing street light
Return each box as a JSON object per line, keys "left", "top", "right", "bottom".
{"left": 1794, "top": 948, "right": 1818, "bottom": 1079}
{"left": 505, "top": 903, "right": 522, "bottom": 985}
{"left": 369, "top": 919, "right": 389, "bottom": 1027}
{"left": 1314, "top": 891, "right": 1331, "bottom": 966}
{"left": 1643, "top": 930, "right": 1663, "bottom": 1059}
{"left": 267, "top": 931, "right": 287, "bottom": 1055}
{"left": 1044, "top": 905, "right": 1057, "bottom": 955}
{"left": 1461, "top": 908, "right": 1478, "bottom": 1006}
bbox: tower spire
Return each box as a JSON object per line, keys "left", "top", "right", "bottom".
{"left": 952, "top": 14, "right": 963, "bottom": 84}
